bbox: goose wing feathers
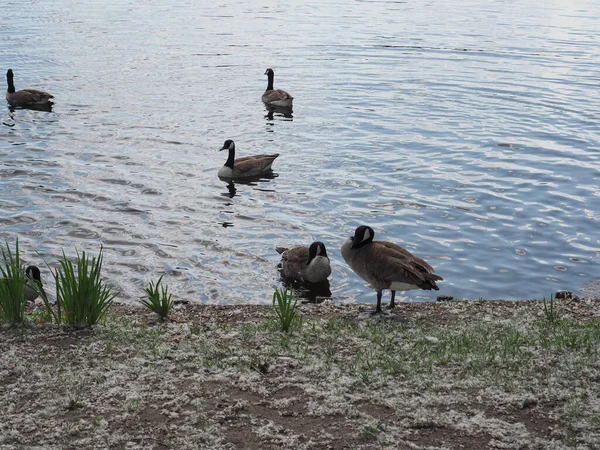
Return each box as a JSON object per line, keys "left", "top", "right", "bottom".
{"left": 378, "top": 241, "right": 438, "bottom": 273}
{"left": 279, "top": 246, "right": 310, "bottom": 279}
{"left": 9, "top": 89, "right": 54, "bottom": 106}
{"left": 367, "top": 242, "right": 442, "bottom": 290}
{"left": 233, "top": 154, "right": 279, "bottom": 176}
{"left": 262, "top": 89, "right": 293, "bottom": 103}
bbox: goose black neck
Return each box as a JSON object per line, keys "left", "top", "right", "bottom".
{"left": 266, "top": 72, "right": 274, "bottom": 91}
{"left": 224, "top": 148, "right": 235, "bottom": 169}
{"left": 6, "top": 71, "right": 15, "bottom": 93}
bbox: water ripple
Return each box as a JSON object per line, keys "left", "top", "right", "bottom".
{"left": 0, "top": 0, "right": 598, "bottom": 305}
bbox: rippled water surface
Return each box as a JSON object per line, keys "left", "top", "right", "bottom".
{"left": 1, "top": 0, "right": 599, "bottom": 304}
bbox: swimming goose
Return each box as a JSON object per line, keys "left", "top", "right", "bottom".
{"left": 341, "top": 225, "right": 443, "bottom": 313}
{"left": 262, "top": 68, "right": 293, "bottom": 107}
{"left": 218, "top": 139, "right": 279, "bottom": 180}
{"left": 276, "top": 241, "right": 332, "bottom": 283}
{"left": 25, "top": 265, "right": 43, "bottom": 302}
{"left": 6, "top": 69, "right": 54, "bottom": 107}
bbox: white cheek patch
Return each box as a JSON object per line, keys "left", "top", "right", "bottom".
{"left": 229, "top": 141, "right": 235, "bottom": 150}
{"left": 362, "top": 228, "right": 372, "bottom": 242}
{"left": 316, "top": 245, "right": 322, "bottom": 255}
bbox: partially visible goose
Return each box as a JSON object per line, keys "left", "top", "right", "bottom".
{"left": 341, "top": 225, "right": 443, "bottom": 313}
{"left": 218, "top": 139, "right": 279, "bottom": 180}
{"left": 25, "top": 265, "right": 43, "bottom": 302}
{"left": 276, "top": 241, "right": 332, "bottom": 283}
{"left": 262, "top": 68, "right": 293, "bottom": 107}
{"left": 6, "top": 69, "right": 54, "bottom": 107}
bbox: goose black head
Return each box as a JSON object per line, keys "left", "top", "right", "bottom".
{"left": 350, "top": 225, "right": 375, "bottom": 249}
{"left": 264, "top": 68, "right": 274, "bottom": 77}
{"left": 26, "top": 265, "right": 41, "bottom": 282}
{"left": 219, "top": 139, "right": 235, "bottom": 152}
{"left": 6, "top": 69, "right": 15, "bottom": 93}
{"left": 307, "top": 241, "right": 328, "bottom": 264}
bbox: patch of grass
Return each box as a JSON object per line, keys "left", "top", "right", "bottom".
{"left": 542, "top": 293, "right": 559, "bottom": 323}
{"left": 96, "top": 315, "right": 164, "bottom": 353}
{"left": 272, "top": 285, "right": 300, "bottom": 332}
{"left": 140, "top": 275, "right": 173, "bottom": 320}
{"left": 51, "top": 247, "right": 116, "bottom": 326}
{"left": 361, "top": 421, "right": 384, "bottom": 440}
{"left": 126, "top": 397, "right": 142, "bottom": 414}
{"left": 60, "top": 373, "right": 87, "bottom": 411}
{"left": 29, "top": 308, "right": 54, "bottom": 325}
{"left": 0, "top": 239, "right": 27, "bottom": 325}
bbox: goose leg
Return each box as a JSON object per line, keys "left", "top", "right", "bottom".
{"left": 388, "top": 290, "right": 396, "bottom": 309}
{"left": 373, "top": 291, "right": 383, "bottom": 314}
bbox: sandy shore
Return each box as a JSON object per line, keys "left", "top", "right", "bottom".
{"left": 1, "top": 297, "right": 600, "bottom": 449}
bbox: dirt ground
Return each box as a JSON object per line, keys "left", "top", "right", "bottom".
{"left": 1, "top": 297, "right": 599, "bottom": 449}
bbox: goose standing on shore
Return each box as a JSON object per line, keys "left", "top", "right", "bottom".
{"left": 276, "top": 241, "right": 332, "bottom": 283}
{"left": 25, "top": 265, "right": 43, "bottom": 302}
{"left": 341, "top": 226, "right": 443, "bottom": 313}
{"left": 262, "top": 68, "right": 293, "bottom": 107}
{"left": 218, "top": 139, "right": 279, "bottom": 180}
{"left": 5, "top": 69, "right": 54, "bottom": 107}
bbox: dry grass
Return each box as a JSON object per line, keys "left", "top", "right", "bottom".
{"left": 1, "top": 298, "right": 600, "bottom": 449}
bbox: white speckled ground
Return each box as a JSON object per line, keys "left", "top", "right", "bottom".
{"left": 1, "top": 298, "right": 599, "bottom": 449}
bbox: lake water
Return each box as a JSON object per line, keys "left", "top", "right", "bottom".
{"left": 1, "top": 0, "right": 599, "bottom": 305}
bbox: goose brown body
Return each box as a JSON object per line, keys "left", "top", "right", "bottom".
{"left": 276, "top": 242, "right": 331, "bottom": 283}
{"left": 218, "top": 139, "right": 279, "bottom": 180}
{"left": 6, "top": 70, "right": 53, "bottom": 107}
{"left": 262, "top": 68, "right": 293, "bottom": 107}
{"left": 341, "top": 226, "right": 443, "bottom": 313}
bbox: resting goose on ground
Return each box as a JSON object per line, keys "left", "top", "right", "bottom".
{"left": 262, "top": 68, "right": 293, "bottom": 107}
{"left": 218, "top": 139, "right": 279, "bottom": 180}
{"left": 25, "top": 265, "right": 43, "bottom": 302}
{"left": 341, "top": 225, "right": 443, "bottom": 313}
{"left": 276, "top": 241, "right": 332, "bottom": 283}
{"left": 6, "top": 69, "right": 54, "bottom": 107}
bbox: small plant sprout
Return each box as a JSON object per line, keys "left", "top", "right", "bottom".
{"left": 60, "top": 374, "right": 87, "bottom": 411}
{"left": 542, "top": 293, "right": 559, "bottom": 324}
{"left": 53, "top": 247, "right": 116, "bottom": 326}
{"left": 0, "top": 239, "right": 27, "bottom": 325}
{"left": 140, "top": 275, "right": 173, "bottom": 320}
{"left": 272, "top": 285, "right": 300, "bottom": 332}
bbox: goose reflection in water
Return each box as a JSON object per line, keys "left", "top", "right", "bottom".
{"left": 223, "top": 180, "right": 237, "bottom": 198}
{"left": 279, "top": 277, "right": 332, "bottom": 304}
{"left": 264, "top": 104, "right": 293, "bottom": 120}
{"left": 3, "top": 104, "right": 53, "bottom": 127}
{"left": 9, "top": 103, "right": 53, "bottom": 113}
{"left": 220, "top": 174, "right": 278, "bottom": 199}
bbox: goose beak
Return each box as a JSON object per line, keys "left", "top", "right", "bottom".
{"left": 219, "top": 146, "right": 226, "bottom": 151}
{"left": 349, "top": 236, "right": 358, "bottom": 249}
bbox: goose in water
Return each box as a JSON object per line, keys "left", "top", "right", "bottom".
{"left": 341, "top": 225, "right": 443, "bottom": 313}
{"left": 25, "top": 265, "right": 43, "bottom": 302}
{"left": 262, "top": 68, "right": 293, "bottom": 107}
{"left": 276, "top": 241, "right": 331, "bottom": 283}
{"left": 218, "top": 139, "right": 279, "bottom": 180}
{"left": 5, "top": 69, "right": 54, "bottom": 107}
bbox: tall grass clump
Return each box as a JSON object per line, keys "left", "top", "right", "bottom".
{"left": 0, "top": 239, "right": 26, "bottom": 325}
{"left": 51, "top": 248, "right": 116, "bottom": 326}
{"left": 140, "top": 275, "right": 173, "bottom": 320}
{"left": 272, "top": 285, "right": 300, "bottom": 332}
